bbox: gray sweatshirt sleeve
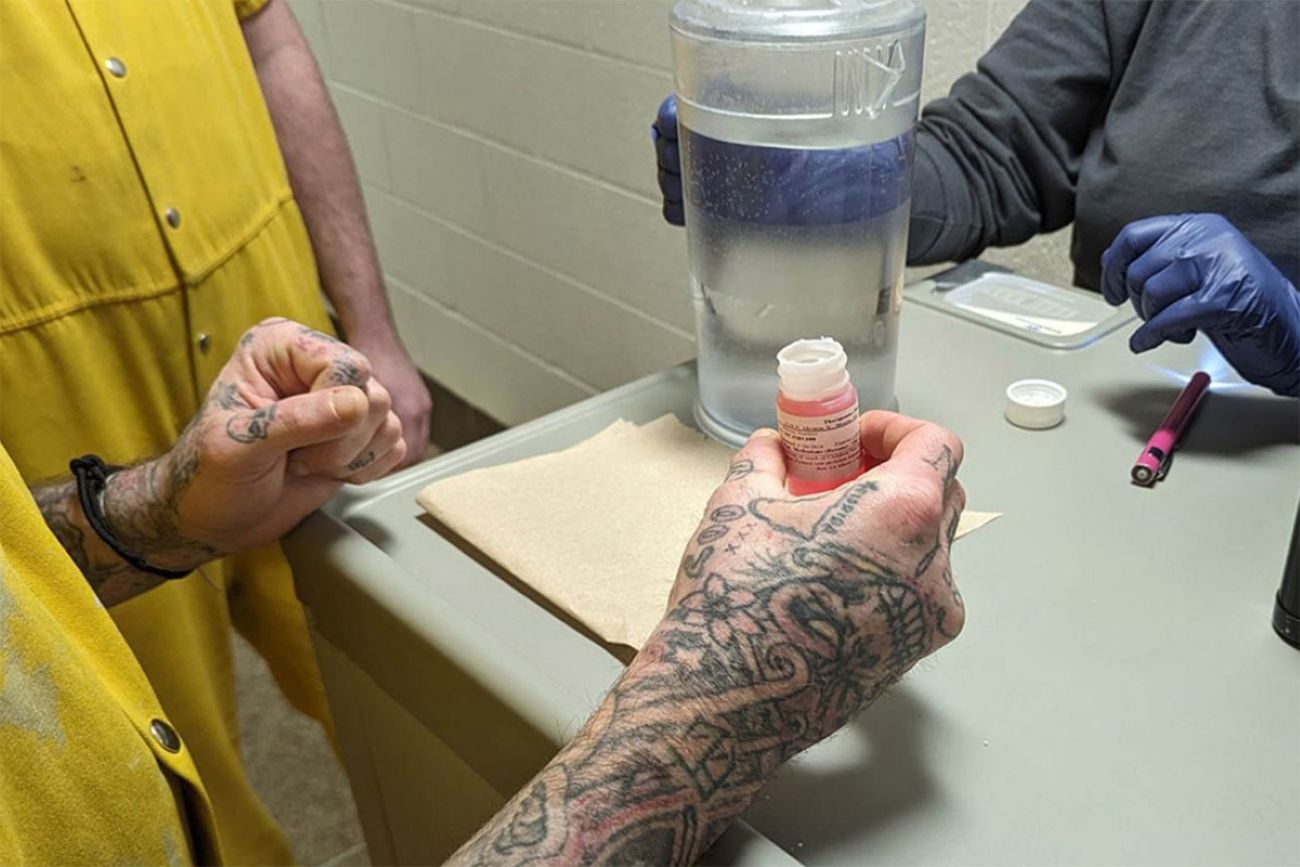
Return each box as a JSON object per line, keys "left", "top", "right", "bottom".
{"left": 907, "top": 0, "right": 1141, "bottom": 264}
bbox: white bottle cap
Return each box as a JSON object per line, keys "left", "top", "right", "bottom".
{"left": 1005, "top": 379, "right": 1068, "bottom": 429}
{"left": 777, "top": 337, "right": 851, "bottom": 401}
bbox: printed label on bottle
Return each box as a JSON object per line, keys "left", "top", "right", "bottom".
{"left": 777, "top": 402, "right": 863, "bottom": 483}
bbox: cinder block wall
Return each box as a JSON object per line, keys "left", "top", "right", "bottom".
{"left": 289, "top": 0, "right": 1071, "bottom": 426}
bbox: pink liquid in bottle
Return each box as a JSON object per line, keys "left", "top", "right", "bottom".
{"left": 775, "top": 337, "right": 866, "bottom": 496}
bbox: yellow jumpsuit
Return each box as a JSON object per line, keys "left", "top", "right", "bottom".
{"left": 1, "top": 1, "right": 334, "bottom": 861}
{"left": 0, "top": 444, "right": 222, "bottom": 864}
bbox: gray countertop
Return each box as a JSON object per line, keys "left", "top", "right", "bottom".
{"left": 290, "top": 295, "right": 1300, "bottom": 866}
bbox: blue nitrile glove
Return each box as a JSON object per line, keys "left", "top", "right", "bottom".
{"left": 652, "top": 95, "right": 684, "bottom": 225}
{"left": 1101, "top": 213, "right": 1300, "bottom": 397}
{"left": 651, "top": 94, "right": 913, "bottom": 228}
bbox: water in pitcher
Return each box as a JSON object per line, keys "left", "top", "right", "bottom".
{"left": 684, "top": 134, "right": 911, "bottom": 442}
{"left": 669, "top": 0, "right": 926, "bottom": 444}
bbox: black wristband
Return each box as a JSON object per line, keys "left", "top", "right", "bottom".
{"left": 69, "top": 455, "right": 193, "bottom": 580}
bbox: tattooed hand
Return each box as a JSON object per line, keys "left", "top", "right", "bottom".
{"left": 663, "top": 412, "right": 966, "bottom": 744}
{"left": 32, "top": 318, "right": 406, "bottom": 604}
{"left": 453, "top": 411, "right": 965, "bottom": 865}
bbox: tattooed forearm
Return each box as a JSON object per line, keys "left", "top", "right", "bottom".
{"left": 100, "top": 411, "right": 220, "bottom": 573}
{"left": 30, "top": 407, "right": 221, "bottom": 605}
{"left": 32, "top": 479, "right": 92, "bottom": 575}
{"left": 454, "top": 475, "right": 953, "bottom": 866}
{"left": 31, "top": 475, "right": 170, "bottom": 605}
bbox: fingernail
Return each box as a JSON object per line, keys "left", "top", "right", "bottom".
{"left": 330, "top": 386, "right": 367, "bottom": 422}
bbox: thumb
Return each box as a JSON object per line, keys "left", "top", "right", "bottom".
{"left": 226, "top": 386, "right": 369, "bottom": 456}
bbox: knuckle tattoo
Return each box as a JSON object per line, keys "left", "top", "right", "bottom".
{"left": 347, "top": 450, "right": 376, "bottom": 472}
{"left": 225, "top": 404, "right": 277, "bottom": 444}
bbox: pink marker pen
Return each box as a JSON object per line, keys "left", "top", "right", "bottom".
{"left": 1131, "top": 370, "right": 1211, "bottom": 486}
{"left": 776, "top": 337, "right": 866, "bottom": 496}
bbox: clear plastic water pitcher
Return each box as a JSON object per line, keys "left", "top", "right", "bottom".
{"left": 670, "top": 0, "right": 926, "bottom": 445}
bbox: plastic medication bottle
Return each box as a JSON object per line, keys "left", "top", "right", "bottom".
{"left": 776, "top": 337, "right": 866, "bottom": 496}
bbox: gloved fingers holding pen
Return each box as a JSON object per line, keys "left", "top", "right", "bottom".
{"left": 1101, "top": 213, "right": 1300, "bottom": 397}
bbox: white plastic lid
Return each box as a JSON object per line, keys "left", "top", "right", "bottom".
{"left": 777, "top": 337, "right": 851, "bottom": 401}
{"left": 1005, "top": 379, "right": 1068, "bottom": 430}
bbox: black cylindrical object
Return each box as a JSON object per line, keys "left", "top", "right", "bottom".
{"left": 1274, "top": 498, "right": 1300, "bottom": 648}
